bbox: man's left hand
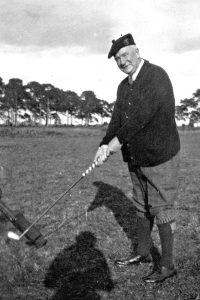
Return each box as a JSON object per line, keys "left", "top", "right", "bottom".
{"left": 108, "top": 137, "right": 122, "bottom": 155}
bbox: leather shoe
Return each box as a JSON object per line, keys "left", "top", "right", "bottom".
{"left": 115, "top": 254, "right": 152, "bottom": 266}
{"left": 143, "top": 266, "right": 177, "bottom": 283}
{"left": 142, "top": 265, "right": 159, "bottom": 280}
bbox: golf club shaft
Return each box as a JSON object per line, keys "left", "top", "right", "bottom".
{"left": 17, "top": 161, "right": 98, "bottom": 240}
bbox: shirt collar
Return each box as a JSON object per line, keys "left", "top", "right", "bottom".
{"left": 131, "top": 59, "right": 144, "bottom": 81}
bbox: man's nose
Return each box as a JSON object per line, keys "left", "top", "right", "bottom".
{"left": 120, "top": 57, "right": 126, "bottom": 66}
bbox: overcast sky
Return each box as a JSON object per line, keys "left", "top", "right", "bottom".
{"left": 0, "top": 0, "right": 200, "bottom": 104}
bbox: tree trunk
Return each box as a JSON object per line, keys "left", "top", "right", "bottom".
{"left": 45, "top": 98, "right": 50, "bottom": 127}
{"left": 188, "top": 119, "right": 194, "bottom": 128}
{"left": 39, "top": 103, "right": 42, "bottom": 125}
{"left": 14, "top": 97, "right": 17, "bottom": 126}
{"left": 66, "top": 111, "right": 70, "bottom": 125}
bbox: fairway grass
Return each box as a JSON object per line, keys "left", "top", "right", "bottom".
{"left": 0, "top": 127, "right": 200, "bottom": 299}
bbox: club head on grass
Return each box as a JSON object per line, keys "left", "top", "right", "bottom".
{"left": 7, "top": 231, "right": 20, "bottom": 240}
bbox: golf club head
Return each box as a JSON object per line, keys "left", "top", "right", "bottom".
{"left": 0, "top": 187, "right": 47, "bottom": 248}
{"left": 13, "top": 213, "right": 47, "bottom": 248}
{"left": 7, "top": 231, "right": 20, "bottom": 240}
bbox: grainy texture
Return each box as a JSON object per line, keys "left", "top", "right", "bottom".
{"left": 0, "top": 127, "right": 200, "bottom": 299}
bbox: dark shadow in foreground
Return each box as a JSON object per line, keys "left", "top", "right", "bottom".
{"left": 88, "top": 181, "right": 138, "bottom": 254}
{"left": 44, "top": 231, "right": 114, "bottom": 300}
{"left": 88, "top": 181, "right": 161, "bottom": 265}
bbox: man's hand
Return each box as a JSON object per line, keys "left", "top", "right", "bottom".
{"left": 108, "top": 137, "right": 122, "bottom": 154}
{"left": 94, "top": 145, "right": 109, "bottom": 166}
{"left": 94, "top": 137, "right": 121, "bottom": 166}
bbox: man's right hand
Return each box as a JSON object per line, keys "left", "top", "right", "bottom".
{"left": 94, "top": 145, "right": 109, "bottom": 166}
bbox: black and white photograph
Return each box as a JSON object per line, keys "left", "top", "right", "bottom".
{"left": 0, "top": 0, "right": 200, "bottom": 299}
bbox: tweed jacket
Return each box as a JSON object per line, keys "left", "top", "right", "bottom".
{"left": 100, "top": 60, "right": 180, "bottom": 167}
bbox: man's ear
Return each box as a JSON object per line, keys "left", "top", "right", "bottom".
{"left": 135, "top": 48, "right": 140, "bottom": 58}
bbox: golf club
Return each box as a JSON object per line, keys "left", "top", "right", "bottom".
{"left": 7, "top": 160, "right": 99, "bottom": 245}
{"left": 0, "top": 188, "right": 47, "bottom": 248}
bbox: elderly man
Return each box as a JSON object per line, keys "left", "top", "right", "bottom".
{"left": 94, "top": 33, "right": 180, "bottom": 283}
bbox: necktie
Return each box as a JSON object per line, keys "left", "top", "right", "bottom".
{"left": 128, "top": 75, "right": 133, "bottom": 85}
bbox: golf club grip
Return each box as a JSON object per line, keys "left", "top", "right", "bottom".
{"left": 82, "top": 160, "right": 99, "bottom": 177}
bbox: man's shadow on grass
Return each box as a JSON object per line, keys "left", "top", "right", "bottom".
{"left": 88, "top": 181, "right": 161, "bottom": 264}
{"left": 88, "top": 181, "right": 138, "bottom": 254}
{"left": 44, "top": 231, "right": 114, "bottom": 300}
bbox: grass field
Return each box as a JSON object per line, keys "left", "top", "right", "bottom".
{"left": 0, "top": 127, "right": 200, "bottom": 300}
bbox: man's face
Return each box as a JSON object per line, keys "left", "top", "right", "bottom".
{"left": 114, "top": 46, "right": 140, "bottom": 75}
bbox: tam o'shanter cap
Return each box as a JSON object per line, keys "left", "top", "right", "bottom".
{"left": 108, "top": 33, "right": 135, "bottom": 59}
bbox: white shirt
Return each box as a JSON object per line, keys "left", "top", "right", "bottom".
{"left": 132, "top": 59, "right": 144, "bottom": 81}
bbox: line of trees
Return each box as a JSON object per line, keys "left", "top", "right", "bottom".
{"left": 0, "top": 77, "right": 114, "bottom": 126}
{"left": 175, "top": 89, "right": 200, "bottom": 128}
{"left": 1, "top": 76, "right": 200, "bottom": 128}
